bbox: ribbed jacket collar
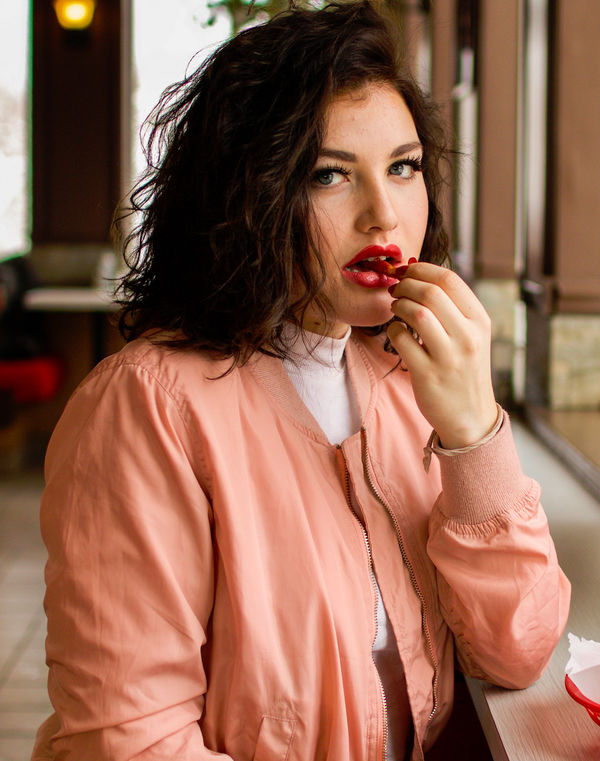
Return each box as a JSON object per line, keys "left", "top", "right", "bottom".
{"left": 248, "top": 331, "right": 379, "bottom": 444}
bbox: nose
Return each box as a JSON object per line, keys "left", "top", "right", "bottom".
{"left": 355, "top": 180, "right": 398, "bottom": 233}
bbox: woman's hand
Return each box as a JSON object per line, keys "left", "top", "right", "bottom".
{"left": 387, "top": 262, "right": 498, "bottom": 449}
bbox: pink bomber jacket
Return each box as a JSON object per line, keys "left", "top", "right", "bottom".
{"left": 32, "top": 331, "right": 570, "bottom": 761}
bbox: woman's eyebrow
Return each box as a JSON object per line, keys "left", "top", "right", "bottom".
{"left": 319, "top": 148, "right": 356, "bottom": 162}
{"left": 318, "top": 141, "right": 423, "bottom": 162}
{"left": 390, "top": 141, "right": 423, "bottom": 158}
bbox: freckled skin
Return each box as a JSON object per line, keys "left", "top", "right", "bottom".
{"left": 303, "top": 83, "right": 429, "bottom": 338}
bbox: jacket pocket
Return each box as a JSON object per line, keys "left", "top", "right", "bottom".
{"left": 253, "top": 715, "right": 296, "bottom": 761}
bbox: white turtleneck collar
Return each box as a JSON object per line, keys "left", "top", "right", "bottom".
{"left": 281, "top": 324, "right": 360, "bottom": 444}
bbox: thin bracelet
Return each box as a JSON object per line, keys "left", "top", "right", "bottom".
{"left": 422, "top": 403, "right": 504, "bottom": 473}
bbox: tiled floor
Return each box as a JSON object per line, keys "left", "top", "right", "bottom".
{"left": 0, "top": 415, "right": 598, "bottom": 761}
{"left": 0, "top": 470, "right": 51, "bottom": 761}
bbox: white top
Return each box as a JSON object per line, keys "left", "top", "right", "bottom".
{"left": 281, "top": 325, "right": 361, "bottom": 445}
{"left": 282, "top": 326, "right": 411, "bottom": 761}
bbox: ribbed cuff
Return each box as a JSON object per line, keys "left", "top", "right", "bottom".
{"left": 425, "top": 408, "right": 537, "bottom": 525}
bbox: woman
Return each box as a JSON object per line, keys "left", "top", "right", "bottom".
{"left": 33, "top": 2, "right": 570, "bottom": 760}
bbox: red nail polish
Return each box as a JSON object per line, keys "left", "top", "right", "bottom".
{"left": 395, "top": 264, "right": 409, "bottom": 277}
{"left": 408, "top": 257, "right": 418, "bottom": 265}
{"left": 388, "top": 284, "right": 397, "bottom": 295}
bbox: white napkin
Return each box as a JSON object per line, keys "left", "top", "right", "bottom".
{"left": 565, "top": 633, "right": 600, "bottom": 703}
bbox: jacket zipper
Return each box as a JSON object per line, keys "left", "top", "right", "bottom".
{"left": 360, "top": 426, "right": 440, "bottom": 723}
{"left": 339, "top": 448, "right": 389, "bottom": 761}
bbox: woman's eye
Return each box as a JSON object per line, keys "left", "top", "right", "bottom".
{"left": 390, "top": 160, "right": 421, "bottom": 179}
{"left": 312, "top": 168, "right": 348, "bottom": 187}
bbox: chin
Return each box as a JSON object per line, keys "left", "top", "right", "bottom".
{"left": 345, "top": 301, "right": 394, "bottom": 329}
{"left": 351, "top": 318, "right": 391, "bottom": 330}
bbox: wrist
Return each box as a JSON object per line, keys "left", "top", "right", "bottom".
{"left": 436, "top": 403, "right": 500, "bottom": 450}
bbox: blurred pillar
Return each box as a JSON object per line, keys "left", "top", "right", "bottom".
{"left": 430, "top": 0, "right": 456, "bottom": 252}
{"left": 551, "top": 1, "right": 600, "bottom": 315}
{"left": 475, "top": 0, "right": 522, "bottom": 407}
{"left": 476, "top": 0, "right": 519, "bottom": 280}
{"left": 526, "top": 0, "right": 600, "bottom": 409}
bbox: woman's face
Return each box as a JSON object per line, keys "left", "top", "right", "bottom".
{"left": 303, "top": 82, "right": 429, "bottom": 338}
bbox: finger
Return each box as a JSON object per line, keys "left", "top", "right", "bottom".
{"left": 391, "top": 266, "right": 492, "bottom": 349}
{"left": 393, "top": 263, "right": 487, "bottom": 322}
{"left": 387, "top": 318, "right": 430, "bottom": 372}
{"left": 390, "top": 297, "right": 451, "bottom": 362}
{"left": 391, "top": 278, "right": 462, "bottom": 341}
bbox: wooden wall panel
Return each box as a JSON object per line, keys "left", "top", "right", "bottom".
{"left": 551, "top": 0, "right": 600, "bottom": 313}
{"left": 430, "top": 0, "right": 457, "bottom": 252}
{"left": 476, "top": 0, "right": 520, "bottom": 279}
{"left": 32, "top": 0, "right": 122, "bottom": 245}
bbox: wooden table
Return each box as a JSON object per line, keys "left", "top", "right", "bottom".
{"left": 466, "top": 421, "right": 600, "bottom": 760}
{"left": 24, "top": 286, "right": 118, "bottom": 311}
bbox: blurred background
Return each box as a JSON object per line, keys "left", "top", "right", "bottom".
{"left": 0, "top": 1, "right": 599, "bottom": 758}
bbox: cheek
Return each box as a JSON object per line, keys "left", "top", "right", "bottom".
{"left": 306, "top": 209, "right": 340, "bottom": 289}
{"left": 310, "top": 203, "right": 344, "bottom": 260}
{"left": 409, "top": 181, "right": 429, "bottom": 242}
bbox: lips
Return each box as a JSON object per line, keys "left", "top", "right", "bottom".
{"left": 342, "top": 244, "right": 403, "bottom": 289}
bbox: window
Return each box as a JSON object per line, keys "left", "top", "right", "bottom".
{"left": 131, "top": 0, "right": 232, "bottom": 181}
{"left": 0, "top": 4, "right": 30, "bottom": 259}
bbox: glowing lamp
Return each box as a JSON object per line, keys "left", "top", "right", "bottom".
{"left": 53, "top": 0, "right": 96, "bottom": 30}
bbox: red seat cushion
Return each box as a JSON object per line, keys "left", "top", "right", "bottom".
{"left": 0, "top": 357, "right": 63, "bottom": 404}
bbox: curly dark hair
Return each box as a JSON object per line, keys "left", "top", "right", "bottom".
{"left": 116, "top": 0, "right": 450, "bottom": 365}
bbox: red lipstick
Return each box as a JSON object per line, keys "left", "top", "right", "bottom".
{"left": 342, "top": 244, "right": 403, "bottom": 289}
{"left": 344, "top": 244, "right": 402, "bottom": 269}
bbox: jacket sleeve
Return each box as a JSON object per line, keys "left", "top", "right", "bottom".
{"left": 36, "top": 361, "right": 234, "bottom": 760}
{"left": 426, "top": 410, "right": 571, "bottom": 690}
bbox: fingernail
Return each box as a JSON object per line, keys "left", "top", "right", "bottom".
{"left": 395, "top": 264, "right": 409, "bottom": 277}
{"left": 388, "top": 284, "right": 397, "bottom": 295}
{"left": 408, "top": 257, "right": 418, "bottom": 265}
